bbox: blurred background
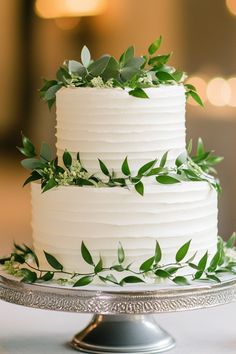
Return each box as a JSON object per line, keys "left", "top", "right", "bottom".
{"left": 1, "top": 0, "right": 236, "bottom": 253}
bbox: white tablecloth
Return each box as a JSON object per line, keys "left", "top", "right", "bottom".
{"left": 0, "top": 300, "right": 234, "bottom": 354}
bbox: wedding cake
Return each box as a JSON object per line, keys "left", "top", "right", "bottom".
{"left": 15, "top": 37, "right": 222, "bottom": 285}
{"left": 31, "top": 86, "right": 218, "bottom": 273}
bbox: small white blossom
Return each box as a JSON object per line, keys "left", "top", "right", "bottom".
{"left": 224, "top": 247, "right": 236, "bottom": 261}
{"left": 138, "top": 72, "right": 154, "bottom": 86}
{"left": 91, "top": 76, "right": 114, "bottom": 88}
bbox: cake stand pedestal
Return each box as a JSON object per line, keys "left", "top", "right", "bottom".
{"left": 1, "top": 273, "right": 236, "bottom": 354}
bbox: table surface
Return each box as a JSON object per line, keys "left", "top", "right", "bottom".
{"left": 0, "top": 300, "right": 235, "bottom": 354}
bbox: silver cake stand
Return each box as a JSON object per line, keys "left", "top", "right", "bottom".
{"left": 1, "top": 273, "right": 236, "bottom": 354}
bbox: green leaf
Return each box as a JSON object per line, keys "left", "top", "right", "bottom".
{"left": 21, "top": 158, "right": 46, "bottom": 170}
{"left": 148, "top": 36, "right": 162, "bottom": 55}
{"left": 156, "top": 175, "right": 180, "bottom": 185}
{"left": 21, "top": 269, "right": 37, "bottom": 283}
{"left": 173, "top": 276, "right": 189, "bottom": 286}
{"left": 120, "top": 276, "right": 144, "bottom": 285}
{"left": 194, "top": 270, "right": 204, "bottom": 280}
{"left": 23, "top": 171, "right": 42, "bottom": 187}
{"left": 121, "top": 156, "right": 131, "bottom": 176}
{"left": 94, "top": 257, "right": 103, "bottom": 274}
{"left": 155, "top": 269, "right": 170, "bottom": 278}
{"left": 63, "top": 150, "right": 72, "bottom": 169}
{"left": 146, "top": 167, "right": 164, "bottom": 176}
{"left": 76, "top": 178, "right": 94, "bottom": 186}
{"left": 13, "top": 254, "right": 25, "bottom": 264}
{"left": 17, "top": 146, "right": 35, "bottom": 158}
{"left": 40, "top": 271, "right": 54, "bottom": 281}
{"left": 148, "top": 53, "right": 171, "bottom": 66}
{"left": 156, "top": 71, "right": 174, "bottom": 82}
{"left": 139, "top": 256, "right": 155, "bottom": 272}
{"left": 226, "top": 232, "right": 236, "bottom": 248}
{"left": 138, "top": 159, "right": 157, "bottom": 176}
{"left": 88, "top": 55, "right": 110, "bottom": 76}
{"left": 99, "top": 274, "right": 119, "bottom": 285}
{"left": 81, "top": 241, "right": 94, "bottom": 266}
{"left": 206, "top": 274, "right": 221, "bottom": 283}
{"left": 197, "top": 137, "right": 205, "bottom": 156}
{"left": 119, "top": 46, "right": 134, "bottom": 65}
{"left": 68, "top": 60, "right": 86, "bottom": 77}
{"left": 81, "top": 45, "right": 91, "bottom": 67}
{"left": 185, "top": 83, "right": 197, "bottom": 91}
{"left": 44, "top": 84, "right": 62, "bottom": 101}
{"left": 172, "top": 70, "right": 185, "bottom": 82}
{"left": 176, "top": 240, "right": 191, "bottom": 262}
{"left": 164, "top": 266, "right": 179, "bottom": 274}
{"left": 44, "top": 251, "right": 63, "bottom": 270}
{"left": 188, "top": 90, "right": 204, "bottom": 107}
{"left": 56, "top": 67, "right": 71, "bottom": 83}
{"left": 175, "top": 151, "right": 187, "bottom": 167}
{"left": 102, "top": 56, "right": 119, "bottom": 81}
{"left": 135, "top": 181, "right": 144, "bottom": 196}
{"left": 208, "top": 250, "right": 221, "bottom": 271}
{"left": 154, "top": 241, "right": 162, "bottom": 263}
{"left": 98, "top": 159, "right": 110, "bottom": 177}
{"left": 111, "top": 264, "right": 124, "bottom": 272}
{"left": 188, "top": 262, "right": 199, "bottom": 270}
{"left": 73, "top": 275, "right": 94, "bottom": 287}
{"left": 118, "top": 242, "right": 125, "bottom": 264}
{"left": 197, "top": 252, "right": 208, "bottom": 271}
{"left": 129, "top": 88, "right": 149, "bottom": 99}
{"left": 159, "top": 151, "right": 168, "bottom": 168}
{"left": 42, "top": 178, "right": 57, "bottom": 192}
{"left": 187, "top": 139, "right": 193, "bottom": 154}
{"left": 40, "top": 142, "right": 52, "bottom": 162}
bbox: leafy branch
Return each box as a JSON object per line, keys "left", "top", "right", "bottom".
{"left": 39, "top": 36, "right": 202, "bottom": 109}
{"left": 1, "top": 235, "right": 236, "bottom": 287}
{"left": 17, "top": 134, "right": 222, "bottom": 195}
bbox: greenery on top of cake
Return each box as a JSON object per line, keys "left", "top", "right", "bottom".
{"left": 1, "top": 234, "right": 236, "bottom": 287}
{"left": 39, "top": 36, "right": 203, "bottom": 109}
{"left": 17, "top": 133, "right": 222, "bottom": 195}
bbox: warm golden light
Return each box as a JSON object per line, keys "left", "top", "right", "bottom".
{"left": 207, "top": 77, "right": 231, "bottom": 106}
{"left": 227, "top": 77, "right": 236, "bottom": 106}
{"left": 186, "top": 76, "right": 207, "bottom": 106}
{"left": 35, "top": 0, "right": 107, "bottom": 19}
{"left": 226, "top": 0, "right": 236, "bottom": 16}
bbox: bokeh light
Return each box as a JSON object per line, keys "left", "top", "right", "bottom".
{"left": 227, "top": 77, "right": 236, "bottom": 107}
{"left": 226, "top": 0, "right": 236, "bottom": 16}
{"left": 35, "top": 0, "right": 108, "bottom": 19}
{"left": 206, "top": 77, "right": 231, "bottom": 106}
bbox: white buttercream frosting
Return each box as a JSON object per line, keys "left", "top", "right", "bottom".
{"left": 56, "top": 86, "right": 186, "bottom": 174}
{"left": 30, "top": 84, "right": 219, "bottom": 281}
{"left": 31, "top": 181, "right": 218, "bottom": 273}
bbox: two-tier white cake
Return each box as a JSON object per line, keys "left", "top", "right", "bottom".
{"left": 31, "top": 85, "right": 218, "bottom": 274}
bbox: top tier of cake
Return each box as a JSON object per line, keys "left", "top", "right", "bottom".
{"left": 56, "top": 85, "right": 186, "bottom": 175}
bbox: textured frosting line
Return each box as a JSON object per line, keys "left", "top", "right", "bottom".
{"left": 56, "top": 86, "right": 186, "bottom": 174}
{"left": 31, "top": 182, "right": 218, "bottom": 273}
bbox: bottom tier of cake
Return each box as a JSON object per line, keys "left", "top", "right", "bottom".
{"left": 31, "top": 181, "right": 218, "bottom": 276}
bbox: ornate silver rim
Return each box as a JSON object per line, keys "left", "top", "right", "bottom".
{"left": 1, "top": 274, "right": 236, "bottom": 314}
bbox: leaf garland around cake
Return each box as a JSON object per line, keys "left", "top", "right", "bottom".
{"left": 39, "top": 36, "right": 203, "bottom": 109}
{"left": 17, "top": 133, "right": 222, "bottom": 195}
{"left": 1, "top": 235, "right": 236, "bottom": 287}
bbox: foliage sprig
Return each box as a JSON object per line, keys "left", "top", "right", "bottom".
{"left": 39, "top": 36, "right": 202, "bottom": 109}
{"left": 17, "top": 134, "right": 222, "bottom": 195}
{"left": 1, "top": 235, "right": 236, "bottom": 287}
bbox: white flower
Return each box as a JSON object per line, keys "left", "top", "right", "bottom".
{"left": 224, "top": 247, "right": 236, "bottom": 261}
{"left": 91, "top": 76, "right": 114, "bottom": 88}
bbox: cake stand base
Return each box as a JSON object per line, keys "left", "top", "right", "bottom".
{"left": 70, "top": 314, "right": 175, "bottom": 353}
